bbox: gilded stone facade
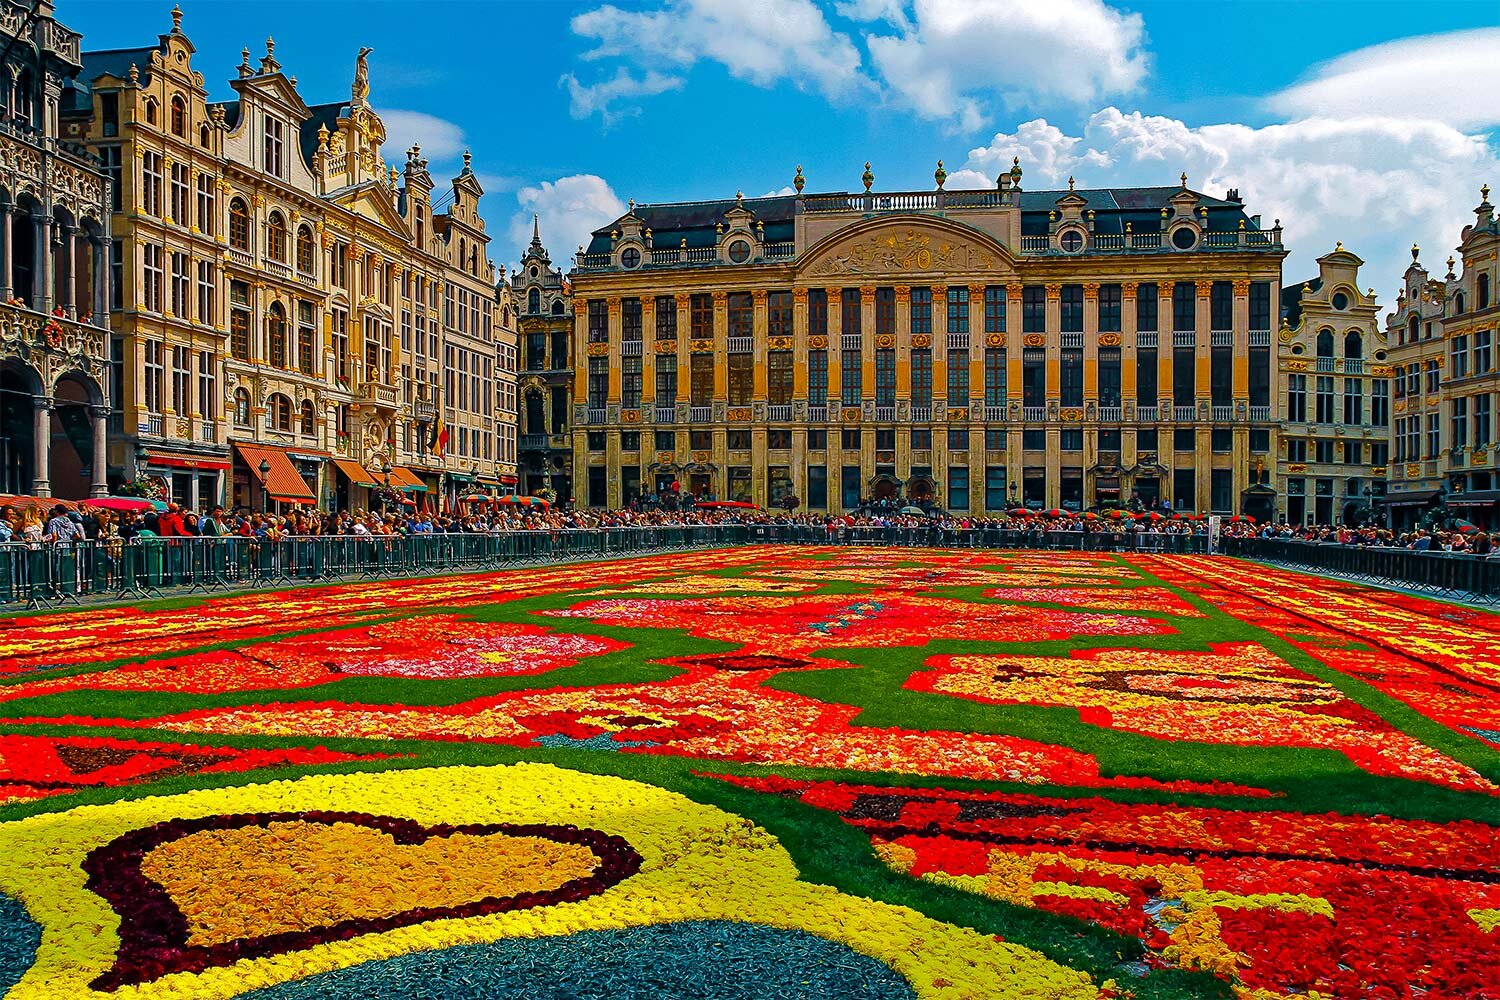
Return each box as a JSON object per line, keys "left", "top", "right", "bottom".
{"left": 63, "top": 8, "right": 515, "bottom": 509}
{"left": 0, "top": 0, "right": 112, "bottom": 499}
{"left": 1275, "top": 246, "right": 1390, "bottom": 525}
{"left": 568, "top": 171, "right": 1286, "bottom": 516}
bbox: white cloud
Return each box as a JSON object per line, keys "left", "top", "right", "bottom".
{"left": 567, "top": 0, "right": 867, "bottom": 121}
{"left": 867, "top": 0, "right": 1149, "bottom": 130}
{"left": 833, "top": 0, "right": 911, "bottom": 28}
{"left": 761, "top": 185, "right": 798, "bottom": 197}
{"left": 961, "top": 108, "right": 1500, "bottom": 294}
{"left": 1269, "top": 28, "right": 1500, "bottom": 131}
{"left": 561, "top": 68, "right": 685, "bottom": 124}
{"left": 508, "top": 174, "right": 626, "bottom": 268}
{"left": 377, "top": 109, "right": 466, "bottom": 161}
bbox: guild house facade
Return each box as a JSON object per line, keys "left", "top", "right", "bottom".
{"left": 568, "top": 163, "right": 1286, "bottom": 516}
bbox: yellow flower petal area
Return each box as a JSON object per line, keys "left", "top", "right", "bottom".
{"left": 0, "top": 763, "right": 1100, "bottom": 1000}
{"left": 140, "top": 822, "right": 599, "bottom": 948}
{"left": 1471, "top": 908, "right": 1500, "bottom": 932}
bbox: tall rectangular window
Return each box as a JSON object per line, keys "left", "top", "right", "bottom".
{"left": 101, "top": 145, "right": 123, "bottom": 213}
{"left": 169, "top": 251, "right": 188, "bottom": 317}
{"left": 984, "top": 349, "right": 1006, "bottom": 406}
{"left": 197, "top": 350, "right": 216, "bottom": 421}
{"left": 985, "top": 466, "right": 1006, "bottom": 510}
{"left": 1172, "top": 281, "right": 1196, "bottom": 331}
{"left": 141, "top": 151, "right": 163, "bottom": 216}
{"left": 143, "top": 340, "right": 163, "bottom": 413}
{"left": 171, "top": 345, "right": 190, "bottom": 414}
{"left": 1136, "top": 283, "right": 1159, "bottom": 331}
{"left": 841, "top": 466, "right": 862, "bottom": 509}
{"left": 910, "top": 287, "right": 932, "bottom": 335}
{"left": 587, "top": 356, "right": 608, "bottom": 408}
{"left": 727, "top": 292, "right": 752, "bottom": 339}
{"left": 1371, "top": 379, "right": 1389, "bottom": 427}
{"left": 768, "top": 352, "right": 793, "bottom": 405}
{"left": 1315, "top": 375, "right": 1335, "bottom": 424}
{"left": 1249, "top": 348, "right": 1271, "bottom": 407}
{"left": 841, "top": 346, "right": 862, "bottom": 405}
{"left": 1453, "top": 396, "right": 1468, "bottom": 449}
{"left": 587, "top": 299, "right": 608, "bottom": 342}
{"left": 655, "top": 296, "right": 677, "bottom": 339}
{"left": 196, "top": 261, "right": 215, "bottom": 326}
{"left": 808, "top": 466, "right": 827, "bottom": 508}
{"left": 169, "top": 163, "right": 189, "bottom": 226}
{"left": 621, "top": 298, "right": 642, "bottom": 341}
{"left": 1343, "top": 378, "right": 1363, "bottom": 425}
{"left": 876, "top": 348, "right": 896, "bottom": 406}
{"left": 229, "top": 281, "right": 250, "bottom": 360}
{"left": 622, "top": 355, "right": 642, "bottom": 409}
{"left": 1249, "top": 282, "right": 1271, "bottom": 329}
{"left": 841, "top": 288, "right": 862, "bottom": 337}
{"left": 947, "top": 287, "right": 969, "bottom": 334}
{"left": 875, "top": 287, "right": 895, "bottom": 336}
{"left": 1210, "top": 281, "right": 1233, "bottom": 329}
{"left": 1137, "top": 348, "right": 1158, "bottom": 405}
{"left": 807, "top": 289, "right": 828, "bottom": 336}
{"left": 263, "top": 115, "right": 284, "bottom": 176}
{"left": 947, "top": 466, "right": 969, "bottom": 510}
{"left": 1173, "top": 347, "right": 1195, "bottom": 406}
{"left": 195, "top": 173, "right": 215, "bottom": 237}
{"left": 690, "top": 293, "right": 713, "bottom": 339}
{"left": 1210, "top": 346, "right": 1232, "bottom": 406}
{"left": 768, "top": 291, "right": 793, "bottom": 337}
{"left": 947, "top": 348, "right": 968, "bottom": 402}
{"left": 808, "top": 349, "right": 828, "bottom": 406}
{"left": 1022, "top": 285, "right": 1046, "bottom": 333}
{"left": 1059, "top": 284, "right": 1083, "bottom": 333}
{"left": 655, "top": 355, "right": 677, "bottom": 407}
{"left": 983, "top": 286, "right": 1006, "bottom": 333}
{"left": 1098, "top": 347, "right": 1122, "bottom": 407}
{"left": 1060, "top": 347, "right": 1084, "bottom": 407}
{"left": 297, "top": 300, "right": 315, "bottom": 374}
{"left": 1098, "top": 284, "right": 1121, "bottom": 332}
{"left": 690, "top": 354, "right": 714, "bottom": 405}
{"left": 1286, "top": 373, "right": 1307, "bottom": 422}
{"left": 728, "top": 352, "right": 752, "bottom": 405}
{"left": 142, "top": 244, "right": 163, "bottom": 312}
{"left": 1022, "top": 347, "right": 1046, "bottom": 407}
{"left": 1477, "top": 393, "right": 1492, "bottom": 445}
{"left": 911, "top": 349, "right": 932, "bottom": 408}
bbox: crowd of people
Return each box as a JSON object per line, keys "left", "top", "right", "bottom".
{"left": 1227, "top": 518, "right": 1500, "bottom": 553}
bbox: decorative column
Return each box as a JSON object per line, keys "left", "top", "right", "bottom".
{"left": 60, "top": 225, "right": 78, "bottom": 316}
{"left": 33, "top": 212, "right": 53, "bottom": 313}
{"left": 91, "top": 235, "right": 109, "bottom": 322}
{"left": 0, "top": 202, "right": 12, "bottom": 301}
{"left": 89, "top": 404, "right": 109, "bottom": 496}
{"left": 32, "top": 396, "right": 52, "bottom": 497}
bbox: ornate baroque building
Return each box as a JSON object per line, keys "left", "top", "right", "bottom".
{"left": 1274, "top": 246, "right": 1390, "bottom": 525}
{"left": 63, "top": 8, "right": 515, "bottom": 509}
{"left": 568, "top": 165, "right": 1286, "bottom": 516}
{"left": 0, "top": 0, "right": 112, "bottom": 499}
{"left": 1383, "top": 186, "right": 1500, "bottom": 527}
{"left": 511, "top": 216, "right": 573, "bottom": 500}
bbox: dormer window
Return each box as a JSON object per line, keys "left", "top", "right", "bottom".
{"left": 263, "top": 116, "right": 284, "bottom": 177}
{"left": 144, "top": 97, "right": 158, "bottom": 126}
{"left": 621, "top": 246, "right": 642, "bottom": 269}
{"left": 1331, "top": 291, "right": 1349, "bottom": 311}
{"left": 169, "top": 96, "right": 186, "bottom": 137}
{"left": 1059, "top": 229, "right": 1084, "bottom": 253}
{"left": 199, "top": 122, "right": 210, "bottom": 148}
{"left": 1170, "top": 226, "right": 1198, "bottom": 251}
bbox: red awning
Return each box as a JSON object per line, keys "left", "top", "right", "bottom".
{"left": 331, "top": 459, "right": 379, "bottom": 488}
{"left": 233, "top": 443, "right": 318, "bottom": 503}
{"left": 146, "top": 450, "right": 232, "bottom": 471}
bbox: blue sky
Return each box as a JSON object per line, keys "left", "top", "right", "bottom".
{"left": 65, "top": 0, "right": 1500, "bottom": 297}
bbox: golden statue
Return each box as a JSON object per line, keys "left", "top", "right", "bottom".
{"left": 352, "top": 47, "right": 373, "bottom": 105}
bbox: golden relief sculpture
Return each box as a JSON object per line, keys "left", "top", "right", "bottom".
{"left": 807, "top": 335, "right": 829, "bottom": 349}
{"left": 1023, "top": 334, "right": 1045, "bottom": 347}
{"left": 620, "top": 409, "right": 640, "bottom": 423}
{"left": 1098, "top": 333, "right": 1123, "bottom": 347}
{"left": 586, "top": 343, "right": 608, "bottom": 357}
{"left": 690, "top": 339, "right": 713, "bottom": 354}
{"left": 654, "top": 340, "right": 677, "bottom": 354}
{"left": 727, "top": 408, "right": 751, "bottom": 422}
{"left": 910, "top": 334, "right": 931, "bottom": 349}
{"left": 984, "top": 333, "right": 1003, "bottom": 347}
{"left": 806, "top": 228, "right": 996, "bottom": 276}
{"left": 768, "top": 336, "right": 793, "bottom": 351}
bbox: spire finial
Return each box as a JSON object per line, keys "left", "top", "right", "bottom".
{"left": 1180, "top": 171, "right": 1188, "bottom": 188}
{"left": 627, "top": 198, "right": 635, "bottom": 213}
{"left": 461, "top": 149, "right": 472, "bottom": 172}
{"left": 1335, "top": 240, "right": 1343, "bottom": 251}
{"left": 1447, "top": 255, "right": 1456, "bottom": 278}
{"left": 793, "top": 164, "right": 805, "bottom": 195}
{"left": 127, "top": 63, "right": 139, "bottom": 85}
{"left": 1068, "top": 175, "right": 1075, "bottom": 192}
{"left": 934, "top": 159, "right": 946, "bottom": 190}
{"left": 170, "top": 4, "right": 183, "bottom": 31}
{"left": 1412, "top": 243, "right": 1420, "bottom": 262}
{"left": 532, "top": 213, "right": 541, "bottom": 243}
{"left": 736, "top": 190, "right": 743, "bottom": 205}
{"left": 1483, "top": 183, "right": 1491, "bottom": 203}
{"left": 862, "top": 161, "right": 873, "bottom": 193}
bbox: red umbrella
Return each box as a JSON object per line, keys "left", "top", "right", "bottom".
{"left": 85, "top": 496, "right": 155, "bottom": 513}
{"left": 1007, "top": 508, "right": 1032, "bottom": 518}
{"left": 459, "top": 493, "right": 492, "bottom": 504}
{"left": 1081, "top": 511, "right": 1101, "bottom": 520}
{"left": 696, "top": 500, "right": 759, "bottom": 509}
{"left": 1041, "top": 508, "right": 1067, "bottom": 518}
{"left": 1138, "top": 511, "right": 1165, "bottom": 522}
{"left": 1226, "top": 514, "right": 1256, "bottom": 524}
{"left": 1103, "top": 509, "right": 1129, "bottom": 520}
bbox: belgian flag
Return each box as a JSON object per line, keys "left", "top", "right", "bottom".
{"left": 428, "top": 414, "right": 448, "bottom": 458}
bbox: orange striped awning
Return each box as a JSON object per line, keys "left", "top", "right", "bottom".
{"left": 233, "top": 444, "right": 317, "bottom": 503}
{"left": 331, "top": 459, "right": 379, "bottom": 488}
{"left": 386, "top": 466, "right": 429, "bottom": 493}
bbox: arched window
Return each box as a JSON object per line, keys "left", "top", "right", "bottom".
{"left": 144, "top": 97, "right": 158, "bottom": 125}
{"left": 1316, "top": 328, "right": 1334, "bottom": 358}
{"left": 299, "top": 400, "right": 316, "bottom": 436}
{"left": 266, "top": 211, "right": 287, "bottom": 262}
{"left": 1456, "top": 291, "right": 1466, "bottom": 314}
{"left": 296, "top": 225, "right": 315, "bottom": 274}
{"left": 234, "top": 388, "right": 251, "bottom": 426}
{"left": 266, "top": 302, "right": 288, "bottom": 368}
{"left": 228, "top": 198, "right": 250, "bottom": 251}
{"left": 1480, "top": 273, "right": 1491, "bottom": 310}
{"left": 169, "top": 96, "right": 186, "bottom": 137}
{"left": 269, "top": 393, "right": 292, "bottom": 431}
{"left": 1344, "top": 331, "right": 1363, "bottom": 359}
{"left": 551, "top": 299, "right": 564, "bottom": 316}
{"left": 199, "top": 123, "right": 210, "bottom": 148}
{"left": 527, "top": 288, "right": 540, "bottom": 313}
{"left": 1407, "top": 316, "right": 1418, "bottom": 345}
{"left": 458, "top": 238, "right": 466, "bottom": 272}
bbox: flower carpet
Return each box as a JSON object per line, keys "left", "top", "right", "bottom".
{"left": 0, "top": 546, "right": 1495, "bottom": 999}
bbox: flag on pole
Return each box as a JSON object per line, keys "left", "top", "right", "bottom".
{"left": 428, "top": 414, "right": 448, "bottom": 458}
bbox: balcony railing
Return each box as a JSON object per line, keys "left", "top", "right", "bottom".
{"left": 655, "top": 406, "right": 676, "bottom": 423}
{"left": 1060, "top": 332, "right": 1083, "bottom": 349}
{"left": 688, "top": 406, "right": 712, "bottom": 423}
{"left": 198, "top": 420, "right": 217, "bottom": 444}
{"left": 143, "top": 414, "right": 164, "bottom": 436}
{"left": 1172, "top": 331, "right": 1196, "bottom": 348}
{"left": 1137, "top": 406, "right": 1158, "bottom": 421}
{"left": 520, "top": 434, "right": 550, "bottom": 450}
{"left": 1315, "top": 357, "right": 1336, "bottom": 372}
{"left": 1211, "top": 330, "right": 1233, "bottom": 347}
{"left": 840, "top": 334, "right": 862, "bottom": 352}
{"left": 1344, "top": 359, "right": 1365, "bottom": 374}
{"left": 910, "top": 405, "right": 931, "bottom": 422}
{"left": 1248, "top": 330, "right": 1271, "bottom": 348}
{"left": 1098, "top": 406, "right": 1122, "bottom": 422}
{"left": 1136, "top": 331, "right": 1158, "bottom": 349}
{"left": 984, "top": 406, "right": 1005, "bottom": 422}
{"left": 621, "top": 340, "right": 642, "bottom": 356}
{"left": 1174, "top": 406, "right": 1197, "bottom": 422}
{"left": 225, "top": 247, "right": 253, "bottom": 269}
{"left": 948, "top": 332, "right": 970, "bottom": 350}
{"left": 1211, "top": 405, "right": 1233, "bottom": 422}
{"left": 874, "top": 406, "right": 896, "bottom": 422}
{"left": 1022, "top": 406, "right": 1046, "bottom": 422}
{"left": 357, "top": 381, "right": 399, "bottom": 406}
{"left": 586, "top": 407, "right": 606, "bottom": 424}
{"left": 767, "top": 404, "right": 792, "bottom": 422}
{"left": 727, "top": 336, "right": 753, "bottom": 353}
{"left": 807, "top": 405, "right": 827, "bottom": 423}
{"left": 1250, "top": 405, "right": 1271, "bottom": 421}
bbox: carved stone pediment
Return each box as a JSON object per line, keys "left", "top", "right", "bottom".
{"left": 801, "top": 221, "right": 1011, "bottom": 278}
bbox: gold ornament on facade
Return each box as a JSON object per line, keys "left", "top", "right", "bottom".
{"left": 1232, "top": 278, "right": 1252, "bottom": 296}
{"left": 1044, "top": 283, "right": 1062, "bottom": 299}
{"left": 841, "top": 408, "right": 861, "bottom": 423}
{"left": 692, "top": 450, "right": 711, "bottom": 463}
{"left": 1285, "top": 359, "right": 1308, "bottom": 371}
{"left": 1061, "top": 408, "right": 1085, "bottom": 422}
{"left": 984, "top": 333, "right": 1003, "bottom": 347}
{"left": 655, "top": 451, "right": 675, "bottom": 464}
{"left": 875, "top": 334, "right": 895, "bottom": 349}
{"left": 1082, "top": 282, "right": 1100, "bottom": 300}
{"left": 1406, "top": 463, "right": 1421, "bottom": 478}
{"left": 1006, "top": 282, "right": 1024, "bottom": 301}
{"left": 1098, "top": 333, "right": 1123, "bottom": 347}
{"left": 1195, "top": 280, "right": 1213, "bottom": 296}
{"left": 674, "top": 293, "right": 691, "bottom": 308}
{"left": 768, "top": 336, "right": 793, "bottom": 351}
{"left": 654, "top": 340, "right": 677, "bottom": 354}
{"left": 711, "top": 290, "right": 728, "bottom": 305}
{"left": 859, "top": 285, "right": 876, "bottom": 300}
{"left": 752, "top": 289, "right": 768, "bottom": 304}
{"left": 727, "top": 407, "right": 751, "bottom": 422}
{"left": 792, "top": 288, "right": 808, "bottom": 305}
{"left": 1288, "top": 464, "right": 1308, "bottom": 474}
{"left": 910, "top": 334, "right": 931, "bottom": 349}
{"left": 807, "top": 335, "right": 829, "bottom": 349}
{"left": 1370, "top": 365, "right": 1394, "bottom": 377}
{"left": 948, "top": 408, "right": 968, "bottom": 421}
{"left": 1023, "top": 334, "right": 1045, "bottom": 347}
{"left": 586, "top": 343, "right": 608, "bottom": 357}
{"left": 620, "top": 409, "right": 641, "bottom": 423}
{"left": 606, "top": 296, "right": 621, "bottom": 314}
{"left": 806, "top": 228, "right": 993, "bottom": 276}
{"left": 690, "top": 339, "right": 713, "bottom": 354}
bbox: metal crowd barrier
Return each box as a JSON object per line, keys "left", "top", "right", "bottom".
{"left": 1221, "top": 536, "right": 1500, "bottom": 604}
{"left": 0, "top": 525, "right": 1207, "bottom": 610}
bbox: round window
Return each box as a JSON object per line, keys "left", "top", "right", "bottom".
{"left": 1290, "top": 344, "right": 1304, "bottom": 355}
{"left": 529, "top": 266, "right": 538, "bottom": 278}
{"left": 1059, "top": 229, "right": 1084, "bottom": 253}
{"left": 1331, "top": 291, "right": 1350, "bottom": 310}
{"left": 727, "top": 239, "right": 752, "bottom": 263}
{"left": 1171, "top": 226, "right": 1197, "bottom": 250}
{"left": 620, "top": 247, "right": 641, "bottom": 269}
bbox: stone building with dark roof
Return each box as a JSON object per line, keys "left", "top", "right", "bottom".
{"left": 567, "top": 162, "right": 1286, "bottom": 517}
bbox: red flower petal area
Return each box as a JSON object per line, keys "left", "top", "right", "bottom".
{"left": 0, "top": 734, "right": 387, "bottom": 805}
{"left": 83, "top": 812, "right": 642, "bottom": 990}
{"left": 0, "top": 617, "right": 627, "bottom": 701}
{"left": 724, "top": 776, "right": 1500, "bottom": 999}
{"left": 543, "top": 593, "right": 1174, "bottom": 655}
{"left": 1142, "top": 556, "right": 1500, "bottom": 741}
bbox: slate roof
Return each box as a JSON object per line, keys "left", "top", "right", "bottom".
{"left": 1281, "top": 277, "right": 1324, "bottom": 328}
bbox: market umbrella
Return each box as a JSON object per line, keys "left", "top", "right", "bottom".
{"left": 1103, "top": 509, "right": 1129, "bottom": 520}
{"left": 86, "top": 496, "right": 156, "bottom": 513}
{"left": 1454, "top": 519, "right": 1481, "bottom": 533}
{"left": 0, "top": 494, "right": 83, "bottom": 514}
{"left": 498, "top": 495, "right": 550, "bottom": 508}
{"left": 1226, "top": 514, "right": 1256, "bottom": 524}
{"left": 1007, "top": 508, "right": 1032, "bottom": 518}
{"left": 459, "top": 493, "right": 492, "bottom": 504}
{"left": 1138, "top": 511, "right": 1165, "bottom": 522}
{"left": 900, "top": 506, "right": 925, "bottom": 515}
{"left": 1041, "top": 508, "right": 1066, "bottom": 518}
{"left": 1170, "top": 512, "right": 1195, "bottom": 520}
{"left": 1081, "top": 511, "right": 1101, "bottom": 520}
{"left": 696, "top": 500, "right": 759, "bottom": 509}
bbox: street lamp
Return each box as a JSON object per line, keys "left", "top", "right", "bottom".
{"left": 258, "top": 458, "right": 271, "bottom": 513}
